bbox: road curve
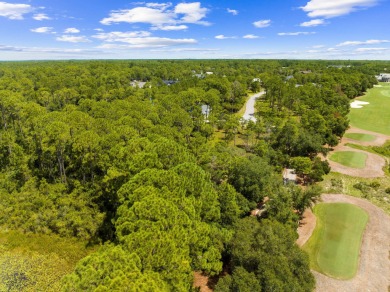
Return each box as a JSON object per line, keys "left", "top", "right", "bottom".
{"left": 242, "top": 91, "right": 265, "bottom": 122}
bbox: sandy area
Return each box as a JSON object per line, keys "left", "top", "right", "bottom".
{"left": 296, "top": 208, "right": 316, "bottom": 247}
{"left": 350, "top": 100, "right": 370, "bottom": 108}
{"left": 193, "top": 272, "right": 213, "bottom": 292}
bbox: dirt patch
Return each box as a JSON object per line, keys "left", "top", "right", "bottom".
{"left": 313, "top": 194, "right": 390, "bottom": 292}
{"left": 296, "top": 208, "right": 316, "bottom": 247}
{"left": 193, "top": 272, "right": 214, "bottom": 292}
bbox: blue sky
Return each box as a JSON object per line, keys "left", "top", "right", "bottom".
{"left": 1, "top": 0, "right": 389, "bottom": 60}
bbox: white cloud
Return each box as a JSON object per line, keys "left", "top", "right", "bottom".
{"left": 97, "top": 37, "right": 196, "bottom": 49}
{"left": 0, "top": 2, "right": 33, "bottom": 19}
{"left": 94, "top": 28, "right": 104, "bottom": 32}
{"left": 151, "top": 24, "right": 188, "bottom": 31}
{"left": 93, "top": 31, "right": 152, "bottom": 42}
{"left": 56, "top": 35, "right": 91, "bottom": 43}
{"left": 30, "top": 27, "right": 54, "bottom": 34}
{"left": 312, "top": 44, "right": 325, "bottom": 48}
{"left": 253, "top": 19, "right": 271, "bottom": 28}
{"left": 243, "top": 34, "right": 259, "bottom": 39}
{"left": 64, "top": 28, "right": 80, "bottom": 34}
{"left": 145, "top": 3, "right": 172, "bottom": 10}
{"left": 174, "top": 2, "right": 209, "bottom": 24}
{"left": 227, "top": 8, "right": 238, "bottom": 15}
{"left": 215, "top": 35, "right": 236, "bottom": 40}
{"left": 355, "top": 47, "right": 387, "bottom": 52}
{"left": 150, "top": 47, "right": 219, "bottom": 52}
{"left": 300, "top": 19, "right": 325, "bottom": 27}
{"left": 101, "top": 2, "right": 209, "bottom": 28}
{"left": 301, "top": 0, "right": 378, "bottom": 18}
{"left": 101, "top": 7, "right": 175, "bottom": 25}
{"left": 33, "top": 13, "right": 50, "bottom": 21}
{"left": 337, "top": 39, "right": 390, "bottom": 46}
{"left": 278, "top": 32, "right": 316, "bottom": 36}
{"left": 93, "top": 30, "right": 196, "bottom": 48}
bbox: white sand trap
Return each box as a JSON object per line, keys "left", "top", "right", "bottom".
{"left": 351, "top": 100, "right": 370, "bottom": 108}
{"left": 373, "top": 85, "right": 383, "bottom": 87}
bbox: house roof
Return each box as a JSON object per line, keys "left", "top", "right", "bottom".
{"left": 283, "top": 168, "right": 297, "bottom": 181}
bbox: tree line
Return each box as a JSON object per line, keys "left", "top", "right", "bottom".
{"left": 0, "top": 59, "right": 383, "bottom": 291}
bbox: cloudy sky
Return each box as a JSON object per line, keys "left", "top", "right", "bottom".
{"left": 0, "top": 0, "right": 389, "bottom": 60}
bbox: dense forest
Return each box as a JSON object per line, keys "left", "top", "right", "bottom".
{"left": 0, "top": 59, "right": 384, "bottom": 291}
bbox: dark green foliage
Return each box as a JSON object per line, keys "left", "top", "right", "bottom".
{"left": 215, "top": 267, "right": 262, "bottom": 292}
{"left": 228, "top": 155, "right": 274, "bottom": 203}
{"left": 226, "top": 217, "right": 315, "bottom": 292}
{"left": 0, "top": 59, "right": 378, "bottom": 290}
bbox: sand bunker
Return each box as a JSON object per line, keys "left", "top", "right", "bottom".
{"left": 350, "top": 101, "right": 369, "bottom": 108}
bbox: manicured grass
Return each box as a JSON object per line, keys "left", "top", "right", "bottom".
{"left": 303, "top": 203, "right": 368, "bottom": 279}
{"left": 344, "top": 133, "right": 376, "bottom": 142}
{"left": 349, "top": 83, "right": 390, "bottom": 135}
{"left": 329, "top": 151, "right": 367, "bottom": 168}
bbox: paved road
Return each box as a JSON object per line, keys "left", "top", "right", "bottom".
{"left": 242, "top": 91, "right": 265, "bottom": 122}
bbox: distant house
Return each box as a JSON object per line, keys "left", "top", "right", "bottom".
{"left": 285, "top": 75, "right": 294, "bottom": 81}
{"left": 300, "top": 70, "right": 312, "bottom": 74}
{"left": 162, "top": 80, "right": 179, "bottom": 86}
{"left": 327, "top": 65, "right": 351, "bottom": 69}
{"left": 252, "top": 78, "right": 261, "bottom": 82}
{"left": 130, "top": 80, "right": 148, "bottom": 88}
{"left": 201, "top": 104, "right": 211, "bottom": 122}
{"left": 376, "top": 73, "right": 390, "bottom": 82}
{"left": 193, "top": 73, "right": 205, "bottom": 79}
{"left": 283, "top": 168, "right": 297, "bottom": 184}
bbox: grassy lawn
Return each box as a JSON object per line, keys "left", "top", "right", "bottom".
{"left": 349, "top": 82, "right": 390, "bottom": 135}
{"left": 329, "top": 151, "right": 367, "bottom": 168}
{"left": 0, "top": 231, "right": 93, "bottom": 291}
{"left": 303, "top": 203, "right": 368, "bottom": 279}
{"left": 344, "top": 133, "right": 376, "bottom": 142}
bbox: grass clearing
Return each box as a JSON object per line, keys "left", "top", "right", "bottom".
{"left": 319, "top": 172, "right": 390, "bottom": 215}
{"left": 344, "top": 133, "right": 376, "bottom": 142}
{"left": 349, "top": 82, "right": 390, "bottom": 135}
{"left": 329, "top": 151, "right": 367, "bottom": 168}
{"left": 0, "top": 231, "right": 93, "bottom": 291}
{"left": 303, "top": 203, "right": 368, "bottom": 279}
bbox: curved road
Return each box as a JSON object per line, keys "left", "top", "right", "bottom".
{"left": 242, "top": 91, "right": 265, "bottom": 122}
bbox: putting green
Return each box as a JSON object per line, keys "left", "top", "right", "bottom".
{"left": 303, "top": 203, "right": 368, "bottom": 279}
{"left": 349, "top": 83, "right": 390, "bottom": 135}
{"left": 329, "top": 151, "right": 367, "bottom": 168}
{"left": 344, "top": 133, "right": 376, "bottom": 142}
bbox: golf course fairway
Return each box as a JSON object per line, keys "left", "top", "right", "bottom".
{"left": 303, "top": 203, "right": 368, "bottom": 279}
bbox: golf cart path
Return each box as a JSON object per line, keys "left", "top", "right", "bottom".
{"left": 327, "top": 144, "right": 386, "bottom": 178}
{"left": 312, "top": 194, "right": 390, "bottom": 292}
{"left": 325, "top": 126, "right": 389, "bottom": 178}
{"left": 344, "top": 126, "right": 390, "bottom": 147}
